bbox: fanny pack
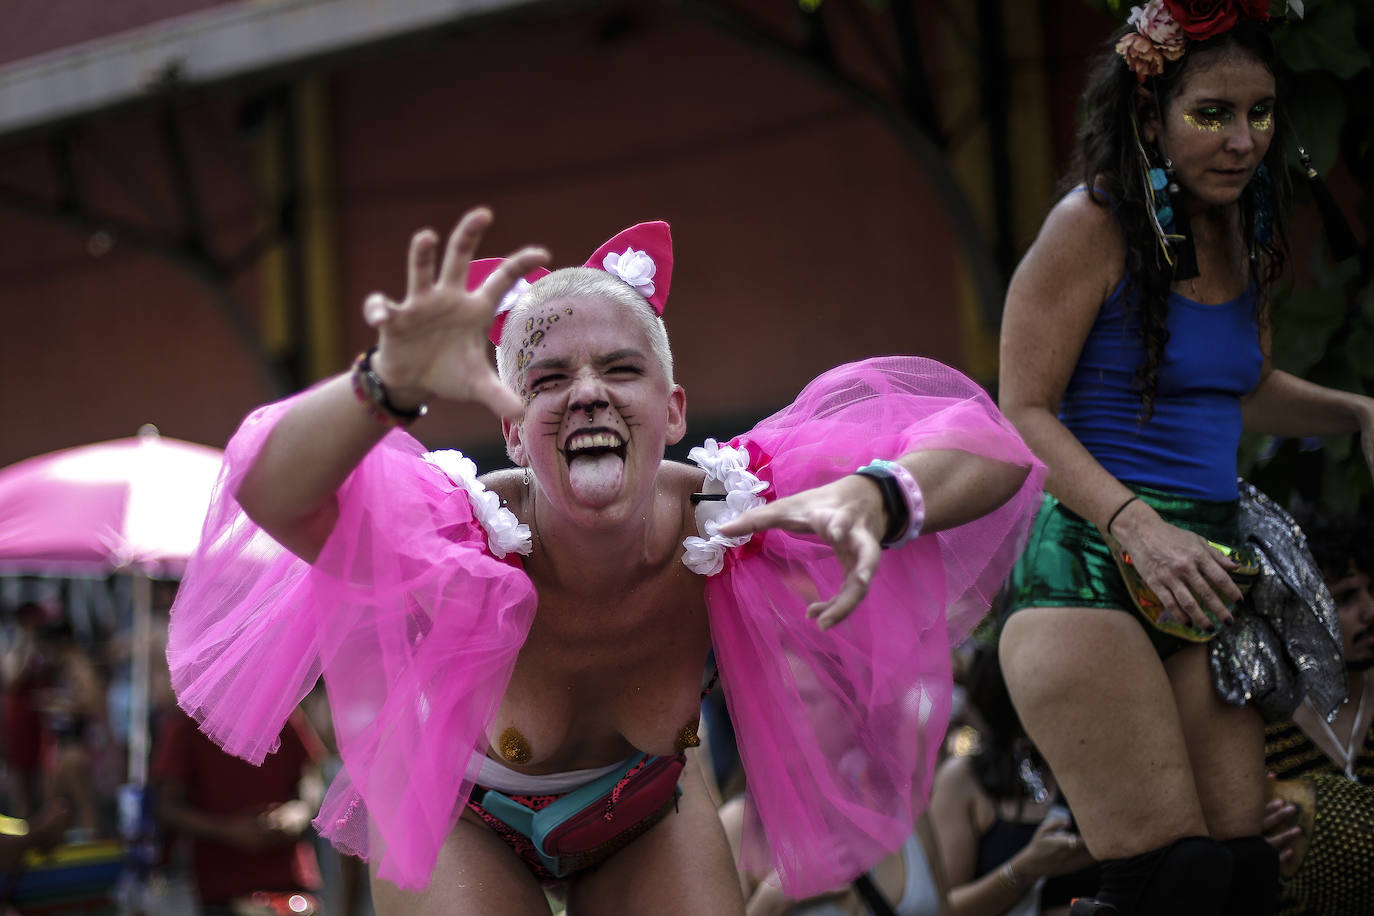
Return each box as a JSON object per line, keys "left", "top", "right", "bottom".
{"left": 1103, "top": 531, "right": 1259, "bottom": 642}
{"left": 472, "top": 751, "right": 685, "bottom": 878}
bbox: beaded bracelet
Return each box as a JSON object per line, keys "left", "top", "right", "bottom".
{"left": 854, "top": 459, "right": 926, "bottom": 548}
{"left": 350, "top": 346, "right": 429, "bottom": 427}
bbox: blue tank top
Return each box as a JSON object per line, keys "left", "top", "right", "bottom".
{"left": 1058, "top": 278, "right": 1262, "bottom": 500}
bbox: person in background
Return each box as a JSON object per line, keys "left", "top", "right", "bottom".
{"left": 36, "top": 620, "right": 104, "bottom": 838}
{"left": 1, "top": 603, "right": 52, "bottom": 821}
{"left": 929, "top": 645, "right": 1097, "bottom": 916}
{"left": 996, "top": 3, "right": 1374, "bottom": 913}
{"left": 1262, "top": 509, "right": 1374, "bottom": 915}
{"left": 152, "top": 706, "right": 326, "bottom": 915}
{"left": 720, "top": 794, "right": 950, "bottom": 916}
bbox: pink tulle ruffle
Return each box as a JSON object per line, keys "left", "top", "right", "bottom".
{"left": 166, "top": 392, "right": 536, "bottom": 888}
{"left": 166, "top": 356, "right": 1044, "bottom": 895}
{"left": 709, "top": 357, "right": 1045, "bottom": 897}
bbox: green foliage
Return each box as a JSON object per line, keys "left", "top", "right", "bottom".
{"left": 1273, "top": 2, "right": 1369, "bottom": 79}
{"left": 1242, "top": 0, "right": 1374, "bottom": 514}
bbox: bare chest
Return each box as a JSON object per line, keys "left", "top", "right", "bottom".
{"left": 485, "top": 563, "right": 713, "bottom": 772}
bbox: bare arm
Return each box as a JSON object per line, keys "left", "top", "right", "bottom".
{"left": 998, "top": 192, "right": 1135, "bottom": 530}
{"left": 999, "top": 191, "right": 1242, "bottom": 632}
{"left": 716, "top": 448, "right": 1030, "bottom": 630}
{"left": 237, "top": 209, "right": 548, "bottom": 561}
{"left": 1241, "top": 335, "right": 1374, "bottom": 477}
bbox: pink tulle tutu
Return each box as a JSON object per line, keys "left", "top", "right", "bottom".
{"left": 166, "top": 356, "right": 1044, "bottom": 895}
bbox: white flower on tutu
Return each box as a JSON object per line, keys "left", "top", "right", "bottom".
{"left": 688, "top": 439, "right": 750, "bottom": 480}
{"left": 681, "top": 438, "right": 769, "bottom": 577}
{"left": 602, "top": 248, "right": 656, "bottom": 298}
{"left": 423, "top": 449, "right": 532, "bottom": 559}
{"left": 682, "top": 535, "right": 727, "bottom": 577}
{"left": 494, "top": 278, "right": 531, "bottom": 318}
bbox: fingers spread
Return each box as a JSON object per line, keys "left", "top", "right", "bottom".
{"left": 437, "top": 208, "right": 493, "bottom": 289}
{"left": 478, "top": 245, "right": 551, "bottom": 310}
{"left": 362, "top": 292, "right": 397, "bottom": 328}
{"left": 407, "top": 229, "right": 441, "bottom": 298}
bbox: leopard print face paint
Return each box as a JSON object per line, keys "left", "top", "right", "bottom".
{"left": 516, "top": 306, "right": 573, "bottom": 401}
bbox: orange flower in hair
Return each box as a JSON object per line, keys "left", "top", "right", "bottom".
{"left": 1116, "top": 32, "right": 1169, "bottom": 82}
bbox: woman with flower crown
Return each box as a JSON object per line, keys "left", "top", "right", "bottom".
{"left": 164, "top": 206, "right": 1046, "bottom": 914}
{"left": 997, "top": 2, "right": 1374, "bottom": 914}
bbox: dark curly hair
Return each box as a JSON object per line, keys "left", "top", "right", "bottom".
{"left": 1069, "top": 20, "right": 1291, "bottom": 420}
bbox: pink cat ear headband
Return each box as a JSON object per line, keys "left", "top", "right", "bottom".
{"left": 469, "top": 221, "right": 674, "bottom": 345}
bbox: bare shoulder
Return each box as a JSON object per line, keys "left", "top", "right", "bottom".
{"left": 660, "top": 457, "right": 707, "bottom": 493}
{"left": 933, "top": 752, "right": 980, "bottom": 797}
{"left": 480, "top": 466, "right": 525, "bottom": 507}
{"left": 1014, "top": 188, "right": 1126, "bottom": 310}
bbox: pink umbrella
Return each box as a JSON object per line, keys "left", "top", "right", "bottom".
{"left": 0, "top": 424, "right": 224, "bottom": 785}
{"left": 0, "top": 425, "right": 223, "bottom": 578}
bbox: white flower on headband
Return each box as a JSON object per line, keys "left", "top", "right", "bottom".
{"left": 494, "top": 278, "right": 531, "bottom": 318}
{"left": 602, "top": 248, "right": 656, "bottom": 298}
{"left": 423, "top": 449, "right": 532, "bottom": 559}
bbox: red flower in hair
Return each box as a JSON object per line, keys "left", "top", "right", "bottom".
{"left": 1238, "top": 0, "right": 1270, "bottom": 21}
{"left": 1161, "top": 0, "right": 1238, "bottom": 40}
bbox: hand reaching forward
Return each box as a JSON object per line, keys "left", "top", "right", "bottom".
{"left": 362, "top": 208, "right": 549, "bottom": 420}
{"left": 716, "top": 475, "right": 885, "bottom": 630}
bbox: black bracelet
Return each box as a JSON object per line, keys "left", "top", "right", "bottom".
{"left": 351, "top": 346, "right": 429, "bottom": 427}
{"left": 1106, "top": 495, "right": 1140, "bottom": 535}
{"left": 854, "top": 466, "right": 909, "bottom": 547}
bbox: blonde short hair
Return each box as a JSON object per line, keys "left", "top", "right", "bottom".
{"left": 495, "top": 267, "right": 674, "bottom": 390}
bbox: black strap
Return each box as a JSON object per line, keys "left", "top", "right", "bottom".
{"left": 852, "top": 872, "right": 899, "bottom": 916}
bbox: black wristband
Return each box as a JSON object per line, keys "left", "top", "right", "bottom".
{"left": 1106, "top": 495, "right": 1140, "bottom": 535}
{"left": 351, "top": 346, "right": 429, "bottom": 427}
{"left": 854, "top": 466, "right": 909, "bottom": 547}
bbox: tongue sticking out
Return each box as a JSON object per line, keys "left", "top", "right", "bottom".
{"left": 568, "top": 452, "right": 624, "bottom": 505}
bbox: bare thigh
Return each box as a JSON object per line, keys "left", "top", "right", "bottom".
{"left": 369, "top": 813, "right": 551, "bottom": 916}
{"left": 567, "top": 752, "right": 745, "bottom": 915}
{"left": 999, "top": 607, "right": 1207, "bottom": 860}
{"left": 1163, "top": 644, "right": 1266, "bottom": 839}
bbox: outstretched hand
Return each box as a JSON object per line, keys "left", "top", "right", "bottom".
{"left": 716, "top": 475, "right": 885, "bottom": 630}
{"left": 362, "top": 208, "right": 549, "bottom": 420}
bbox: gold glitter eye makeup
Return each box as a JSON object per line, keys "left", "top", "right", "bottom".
{"left": 1183, "top": 108, "right": 1227, "bottom": 132}
{"left": 1249, "top": 107, "right": 1273, "bottom": 131}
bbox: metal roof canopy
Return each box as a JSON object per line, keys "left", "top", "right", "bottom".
{"left": 0, "top": 0, "right": 545, "bottom": 143}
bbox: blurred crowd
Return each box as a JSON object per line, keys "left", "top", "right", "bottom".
{"left": 2, "top": 502, "right": 1367, "bottom": 915}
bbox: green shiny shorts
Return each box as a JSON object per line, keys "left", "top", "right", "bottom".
{"left": 1002, "top": 484, "right": 1239, "bottom": 659}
